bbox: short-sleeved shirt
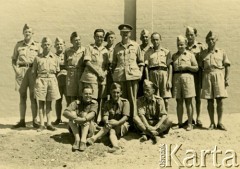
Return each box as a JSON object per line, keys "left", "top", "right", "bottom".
{"left": 103, "top": 97, "right": 130, "bottom": 120}
{"left": 64, "top": 46, "right": 85, "bottom": 68}
{"left": 56, "top": 52, "right": 67, "bottom": 75}
{"left": 32, "top": 52, "right": 60, "bottom": 74}
{"left": 200, "top": 48, "right": 231, "bottom": 70}
{"left": 145, "top": 47, "right": 172, "bottom": 68}
{"left": 186, "top": 41, "right": 206, "bottom": 64}
{"left": 112, "top": 40, "right": 144, "bottom": 81}
{"left": 172, "top": 50, "right": 198, "bottom": 71}
{"left": 137, "top": 95, "right": 167, "bottom": 120}
{"left": 65, "top": 99, "right": 98, "bottom": 117}
{"left": 12, "top": 40, "right": 41, "bottom": 64}
{"left": 105, "top": 45, "right": 115, "bottom": 64}
{"left": 140, "top": 44, "right": 151, "bottom": 61}
{"left": 80, "top": 44, "right": 109, "bottom": 84}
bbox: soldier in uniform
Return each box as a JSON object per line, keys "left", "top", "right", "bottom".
{"left": 12, "top": 24, "right": 41, "bottom": 128}
{"left": 133, "top": 80, "right": 172, "bottom": 144}
{"left": 104, "top": 31, "right": 116, "bottom": 99}
{"left": 185, "top": 26, "right": 206, "bottom": 127}
{"left": 200, "top": 31, "right": 230, "bottom": 130}
{"left": 53, "top": 37, "right": 69, "bottom": 125}
{"left": 80, "top": 29, "right": 109, "bottom": 123}
{"left": 65, "top": 32, "right": 85, "bottom": 105}
{"left": 145, "top": 32, "right": 172, "bottom": 111}
{"left": 138, "top": 29, "right": 151, "bottom": 97}
{"left": 32, "top": 37, "right": 61, "bottom": 132}
{"left": 112, "top": 24, "right": 144, "bottom": 121}
{"left": 87, "top": 83, "right": 130, "bottom": 154}
{"left": 63, "top": 85, "right": 98, "bottom": 152}
{"left": 172, "top": 36, "right": 198, "bottom": 131}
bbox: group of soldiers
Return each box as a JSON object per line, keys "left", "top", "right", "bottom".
{"left": 11, "top": 23, "right": 230, "bottom": 153}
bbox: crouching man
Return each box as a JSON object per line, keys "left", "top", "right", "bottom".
{"left": 63, "top": 85, "right": 97, "bottom": 152}
{"left": 87, "top": 83, "right": 130, "bottom": 154}
{"left": 133, "top": 79, "right": 172, "bottom": 144}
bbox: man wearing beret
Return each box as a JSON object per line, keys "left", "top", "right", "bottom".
{"left": 112, "top": 24, "right": 144, "bottom": 122}
{"left": 133, "top": 79, "right": 172, "bottom": 144}
{"left": 12, "top": 24, "right": 41, "bottom": 128}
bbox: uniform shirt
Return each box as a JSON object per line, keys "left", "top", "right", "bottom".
{"left": 186, "top": 41, "right": 206, "bottom": 65}
{"left": 65, "top": 99, "right": 98, "bottom": 117}
{"left": 56, "top": 52, "right": 67, "bottom": 75}
{"left": 145, "top": 47, "right": 172, "bottom": 68}
{"left": 137, "top": 95, "right": 167, "bottom": 120}
{"left": 112, "top": 40, "right": 144, "bottom": 81}
{"left": 140, "top": 44, "right": 151, "bottom": 61}
{"left": 80, "top": 44, "right": 109, "bottom": 84}
{"left": 12, "top": 40, "right": 41, "bottom": 65}
{"left": 32, "top": 52, "right": 60, "bottom": 74}
{"left": 172, "top": 50, "right": 198, "bottom": 71}
{"left": 200, "top": 48, "right": 230, "bottom": 70}
{"left": 64, "top": 46, "right": 85, "bottom": 68}
{"left": 105, "top": 44, "right": 115, "bottom": 64}
{"left": 103, "top": 97, "right": 130, "bottom": 120}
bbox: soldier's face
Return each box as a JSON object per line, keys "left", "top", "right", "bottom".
{"left": 82, "top": 88, "right": 93, "bottom": 102}
{"left": 120, "top": 31, "right": 131, "bottom": 40}
{"left": 141, "top": 34, "right": 149, "bottom": 44}
{"left": 111, "top": 88, "right": 122, "bottom": 101}
{"left": 107, "top": 34, "right": 115, "bottom": 45}
{"left": 55, "top": 41, "right": 65, "bottom": 53}
{"left": 177, "top": 40, "right": 186, "bottom": 53}
{"left": 42, "top": 40, "right": 52, "bottom": 52}
{"left": 186, "top": 30, "right": 195, "bottom": 43}
{"left": 72, "top": 36, "right": 81, "bottom": 48}
{"left": 94, "top": 32, "right": 104, "bottom": 45}
{"left": 23, "top": 28, "right": 33, "bottom": 40}
{"left": 144, "top": 87, "right": 154, "bottom": 99}
{"left": 206, "top": 36, "right": 217, "bottom": 49}
{"left": 151, "top": 34, "right": 160, "bottom": 47}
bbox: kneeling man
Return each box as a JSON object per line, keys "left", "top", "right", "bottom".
{"left": 134, "top": 79, "right": 172, "bottom": 144}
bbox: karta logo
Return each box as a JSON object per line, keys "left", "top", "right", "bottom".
{"left": 159, "top": 144, "right": 239, "bottom": 168}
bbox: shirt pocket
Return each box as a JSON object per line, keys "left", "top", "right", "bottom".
{"left": 180, "top": 56, "right": 191, "bottom": 65}
{"left": 213, "top": 54, "right": 223, "bottom": 67}
{"left": 29, "top": 46, "right": 39, "bottom": 57}
{"left": 49, "top": 60, "right": 57, "bottom": 73}
{"left": 17, "top": 47, "right": 26, "bottom": 57}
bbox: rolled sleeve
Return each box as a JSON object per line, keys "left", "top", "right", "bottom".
{"left": 190, "top": 53, "right": 198, "bottom": 66}
{"left": 223, "top": 51, "right": 231, "bottom": 67}
{"left": 166, "top": 51, "right": 173, "bottom": 66}
{"left": 89, "top": 102, "right": 98, "bottom": 115}
{"left": 157, "top": 99, "right": 167, "bottom": 118}
{"left": 84, "top": 47, "right": 92, "bottom": 62}
{"left": 65, "top": 101, "right": 78, "bottom": 112}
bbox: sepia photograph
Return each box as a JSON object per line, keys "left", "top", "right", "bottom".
{"left": 0, "top": 0, "right": 239, "bottom": 168}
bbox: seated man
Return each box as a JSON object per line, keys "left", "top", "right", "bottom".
{"left": 87, "top": 83, "right": 130, "bottom": 154}
{"left": 133, "top": 79, "right": 172, "bottom": 144}
{"left": 63, "top": 85, "right": 98, "bottom": 152}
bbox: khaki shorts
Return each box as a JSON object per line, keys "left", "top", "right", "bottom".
{"left": 201, "top": 70, "right": 228, "bottom": 99}
{"left": 149, "top": 70, "right": 172, "bottom": 98}
{"left": 111, "top": 122, "right": 130, "bottom": 138}
{"left": 34, "top": 77, "right": 61, "bottom": 101}
{"left": 80, "top": 82, "right": 106, "bottom": 99}
{"left": 172, "top": 73, "right": 196, "bottom": 99}
{"left": 15, "top": 67, "right": 35, "bottom": 94}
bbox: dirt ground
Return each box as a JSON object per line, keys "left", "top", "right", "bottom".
{"left": 0, "top": 111, "right": 240, "bottom": 169}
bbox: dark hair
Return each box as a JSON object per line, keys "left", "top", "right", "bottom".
{"left": 82, "top": 85, "right": 94, "bottom": 93}
{"left": 151, "top": 32, "right": 162, "bottom": 40}
{"left": 94, "top": 29, "right": 105, "bottom": 36}
{"left": 110, "top": 82, "right": 122, "bottom": 91}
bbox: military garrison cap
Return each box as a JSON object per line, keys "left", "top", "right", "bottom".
{"left": 143, "top": 79, "right": 158, "bottom": 90}
{"left": 55, "top": 37, "right": 65, "bottom": 44}
{"left": 104, "top": 31, "right": 115, "bottom": 42}
{"left": 42, "top": 37, "right": 52, "bottom": 44}
{"left": 206, "top": 31, "right": 218, "bottom": 40}
{"left": 118, "top": 24, "right": 133, "bottom": 32}
{"left": 70, "top": 31, "right": 80, "bottom": 42}
{"left": 23, "top": 24, "right": 32, "bottom": 32}
{"left": 177, "top": 35, "right": 188, "bottom": 44}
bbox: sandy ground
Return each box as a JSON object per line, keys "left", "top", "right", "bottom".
{"left": 0, "top": 111, "right": 240, "bottom": 169}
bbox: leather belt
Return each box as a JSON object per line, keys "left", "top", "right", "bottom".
{"left": 18, "top": 63, "right": 33, "bottom": 67}
{"left": 149, "top": 66, "right": 167, "bottom": 71}
{"left": 173, "top": 70, "right": 193, "bottom": 74}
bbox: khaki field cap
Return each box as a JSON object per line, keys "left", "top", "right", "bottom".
{"left": 177, "top": 35, "right": 187, "bottom": 43}
{"left": 206, "top": 31, "right": 217, "bottom": 40}
{"left": 55, "top": 37, "right": 65, "bottom": 44}
{"left": 118, "top": 24, "right": 133, "bottom": 32}
{"left": 140, "top": 29, "right": 149, "bottom": 36}
{"left": 23, "top": 24, "right": 32, "bottom": 32}
{"left": 143, "top": 79, "right": 158, "bottom": 90}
